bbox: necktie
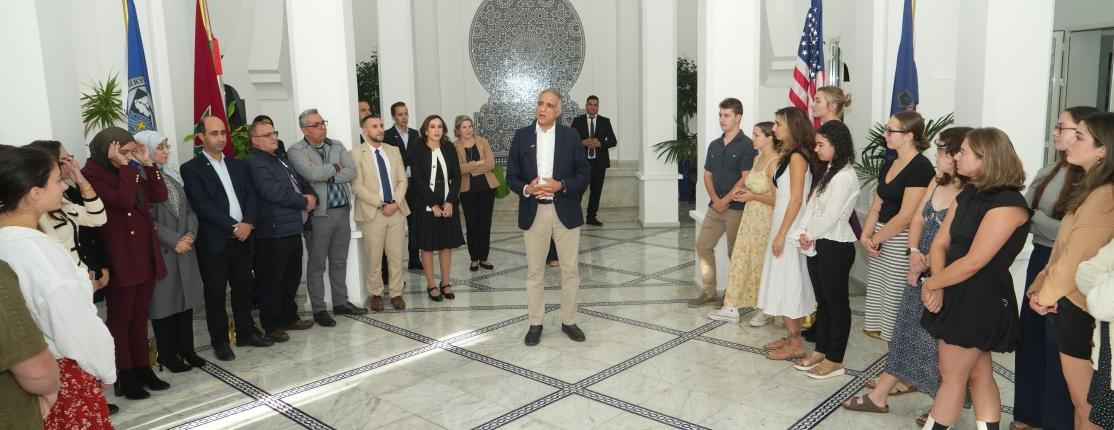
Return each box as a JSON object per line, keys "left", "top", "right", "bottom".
{"left": 589, "top": 117, "right": 595, "bottom": 137}
{"left": 375, "top": 148, "right": 393, "bottom": 202}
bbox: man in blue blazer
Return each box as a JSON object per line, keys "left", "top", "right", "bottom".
{"left": 506, "top": 88, "right": 591, "bottom": 346}
{"left": 181, "top": 116, "right": 272, "bottom": 361}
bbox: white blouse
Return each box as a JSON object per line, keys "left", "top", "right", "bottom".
{"left": 0, "top": 226, "right": 116, "bottom": 384}
{"left": 37, "top": 194, "right": 106, "bottom": 269}
{"left": 1079, "top": 237, "right": 1114, "bottom": 389}
{"left": 796, "top": 165, "right": 861, "bottom": 246}
{"left": 426, "top": 148, "right": 450, "bottom": 210}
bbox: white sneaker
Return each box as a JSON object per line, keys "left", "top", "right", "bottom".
{"left": 748, "top": 310, "right": 773, "bottom": 327}
{"left": 708, "top": 306, "right": 741, "bottom": 323}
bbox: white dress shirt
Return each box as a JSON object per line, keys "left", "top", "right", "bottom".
{"left": 0, "top": 226, "right": 117, "bottom": 384}
{"left": 796, "top": 165, "right": 861, "bottom": 250}
{"left": 369, "top": 143, "right": 394, "bottom": 199}
{"left": 523, "top": 123, "right": 557, "bottom": 199}
{"left": 204, "top": 151, "right": 243, "bottom": 222}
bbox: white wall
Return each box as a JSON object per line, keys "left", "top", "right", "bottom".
{"left": 1065, "top": 30, "right": 1104, "bottom": 108}
{"left": 1055, "top": 0, "right": 1114, "bottom": 31}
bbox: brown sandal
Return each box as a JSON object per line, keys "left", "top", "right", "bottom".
{"left": 766, "top": 344, "right": 805, "bottom": 361}
{"left": 765, "top": 337, "right": 788, "bottom": 349}
{"left": 841, "top": 394, "right": 889, "bottom": 413}
{"left": 864, "top": 379, "right": 918, "bottom": 396}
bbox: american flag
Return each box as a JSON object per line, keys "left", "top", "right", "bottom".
{"left": 789, "top": 0, "right": 826, "bottom": 127}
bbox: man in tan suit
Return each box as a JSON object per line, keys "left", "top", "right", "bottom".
{"left": 351, "top": 114, "right": 410, "bottom": 311}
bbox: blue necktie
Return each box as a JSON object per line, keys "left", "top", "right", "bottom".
{"left": 375, "top": 148, "right": 393, "bottom": 202}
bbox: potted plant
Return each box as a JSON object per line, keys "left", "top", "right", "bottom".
{"left": 356, "top": 50, "right": 380, "bottom": 116}
{"left": 80, "top": 73, "right": 126, "bottom": 137}
{"left": 651, "top": 57, "right": 698, "bottom": 202}
{"left": 855, "top": 112, "right": 955, "bottom": 188}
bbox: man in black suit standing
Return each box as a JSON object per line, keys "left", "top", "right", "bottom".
{"left": 181, "top": 116, "right": 274, "bottom": 361}
{"left": 506, "top": 89, "right": 591, "bottom": 346}
{"left": 569, "top": 95, "right": 617, "bottom": 226}
{"left": 383, "top": 101, "right": 423, "bottom": 270}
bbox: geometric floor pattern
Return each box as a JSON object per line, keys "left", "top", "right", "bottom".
{"left": 109, "top": 207, "right": 1016, "bottom": 429}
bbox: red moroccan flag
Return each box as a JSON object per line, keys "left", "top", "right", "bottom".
{"left": 193, "top": 0, "right": 232, "bottom": 157}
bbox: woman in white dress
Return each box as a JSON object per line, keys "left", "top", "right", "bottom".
{"left": 757, "top": 107, "right": 816, "bottom": 361}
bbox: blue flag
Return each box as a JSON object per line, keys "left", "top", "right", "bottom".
{"left": 886, "top": 0, "right": 918, "bottom": 160}
{"left": 126, "top": 0, "right": 157, "bottom": 132}
{"left": 891, "top": 0, "right": 919, "bottom": 115}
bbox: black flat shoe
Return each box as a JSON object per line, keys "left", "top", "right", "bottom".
{"left": 157, "top": 356, "right": 191, "bottom": 373}
{"left": 524, "top": 325, "right": 543, "bottom": 346}
{"left": 134, "top": 365, "right": 170, "bottom": 391}
{"left": 440, "top": 284, "right": 455, "bottom": 300}
{"left": 114, "top": 369, "right": 150, "bottom": 400}
{"left": 235, "top": 334, "right": 275, "bottom": 348}
{"left": 469, "top": 261, "right": 480, "bottom": 272}
{"left": 212, "top": 343, "right": 235, "bottom": 361}
{"left": 561, "top": 324, "right": 586, "bottom": 342}
{"left": 181, "top": 352, "right": 206, "bottom": 368}
{"left": 427, "top": 287, "right": 443, "bottom": 302}
{"left": 107, "top": 403, "right": 119, "bottom": 415}
{"left": 478, "top": 261, "right": 494, "bottom": 270}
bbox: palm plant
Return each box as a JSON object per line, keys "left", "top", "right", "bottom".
{"left": 652, "top": 57, "right": 699, "bottom": 185}
{"left": 79, "top": 73, "right": 125, "bottom": 137}
{"left": 855, "top": 112, "right": 955, "bottom": 188}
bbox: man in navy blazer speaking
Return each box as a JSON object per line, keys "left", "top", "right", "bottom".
{"left": 506, "top": 88, "right": 591, "bottom": 346}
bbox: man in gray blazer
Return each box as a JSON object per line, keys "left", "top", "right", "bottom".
{"left": 288, "top": 109, "right": 366, "bottom": 326}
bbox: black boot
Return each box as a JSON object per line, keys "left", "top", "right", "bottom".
{"left": 134, "top": 365, "right": 170, "bottom": 391}
{"left": 152, "top": 316, "right": 190, "bottom": 373}
{"left": 114, "top": 369, "right": 150, "bottom": 400}
{"left": 176, "top": 310, "right": 206, "bottom": 368}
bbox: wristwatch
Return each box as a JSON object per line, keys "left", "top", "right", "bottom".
{"left": 905, "top": 247, "right": 922, "bottom": 256}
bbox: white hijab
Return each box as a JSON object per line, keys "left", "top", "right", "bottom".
{"left": 133, "top": 130, "right": 183, "bottom": 185}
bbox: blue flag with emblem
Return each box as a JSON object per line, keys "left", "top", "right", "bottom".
{"left": 126, "top": 0, "right": 157, "bottom": 133}
{"left": 886, "top": 0, "right": 918, "bottom": 160}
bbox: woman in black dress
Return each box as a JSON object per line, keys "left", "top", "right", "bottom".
{"left": 410, "top": 115, "right": 465, "bottom": 302}
{"left": 918, "top": 128, "right": 1031, "bottom": 430}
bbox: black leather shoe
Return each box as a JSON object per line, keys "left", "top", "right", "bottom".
{"left": 478, "top": 261, "right": 494, "bottom": 270}
{"left": 440, "top": 284, "right": 455, "bottom": 300}
{"left": 524, "top": 325, "right": 543, "bottom": 346}
{"left": 561, "top": 324, "right": 586, "bottom": 342}
{"left": 181, "top": 352, "right": 206, "bottom": 368}
{"left": 586, "top": 218, "right": 603, "bottom": 227}
{"left": 470, "top": 261, "right": 480, "bottom": 272}
{"left": 157, "top": 355, "right": 191, "bottom": 373}
{"left": 334, "top": 302, "right": 369, "bottom": 316}
{"left": 114, "top": 369, "right": 150, "bottom": 400}
{"left": 107, "top": 403, "right": 119, "bottom": 415}
{"left": 212, "top": 343, "right": 236, "bottom": 361}
{"left": 265, "top": 329, "right": 290, "bottom": 343}
{"left": 235, "top": 334, "right": 275, "bottom": 348}
{"left": 427, "top": 287, "right": 443, "bottom": 302}
{"left": 313, "top": 311, "right": 337, "bottom": 327}
{"left": 134, "top": 365, "right": 170, "bottom": 391}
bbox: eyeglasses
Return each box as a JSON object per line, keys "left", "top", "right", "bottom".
{"left": 884, "top": 128, "right": 911, "bottom": 135}
{"left": 252, "top": 131, "right": 280, "bottom": 139}
{"left": 304, "top": 121, "right": 328, "bottom": 129}
{"left": 1053, "top": 125, "right": 1077, "bottom": 134}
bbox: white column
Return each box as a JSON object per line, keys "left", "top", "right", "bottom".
{"left": 953, "top": 0, "right": 1054, "bottom": 308}
{"left": 637, "top": 0, "right": 680, "bottom": 228}
{"left": 0, "top": 1, "right": 84, "bottom": 158}
{"left": 377, "top": 0, "right": 418, "bottom": 120}
{"left": 286, "top": 0, "right": 366, "bottom": 309}
{"left": 248, "top": 3, "right": 296, "bottom": 147}
{"left": 692, "top": 0, "right": 762, "bottom": 290}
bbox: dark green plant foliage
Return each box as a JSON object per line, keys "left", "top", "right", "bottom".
{"left": 80, "top": 72, "right": 126, "bottom": 137}
{"left": 854, "top": 112, "right": 955, "bottom": 188}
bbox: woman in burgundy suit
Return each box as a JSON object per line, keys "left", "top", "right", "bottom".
{"left": 80, "top": 127, "right": 171, "bottom": 400}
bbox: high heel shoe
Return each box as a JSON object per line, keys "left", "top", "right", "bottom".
{"left": 427, "top": 287, "right": 443, "bottom": 302}
{"left": 181, "top": 352, "right": 206, "bottom": 368}
{"left": 440, "top": 283, "right": 455, "bottom": 300}
{"left": 157, "top": 355, "right": 192, "bottom": 373}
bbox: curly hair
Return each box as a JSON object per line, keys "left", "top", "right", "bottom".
{"left": 811, "top": 120, "right": 855, "bottom": 197}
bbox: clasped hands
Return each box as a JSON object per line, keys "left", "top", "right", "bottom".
{"left": 581, "top": 138, "right": 602, "bottom": 149}
{"left": 174, "top": 235, "right": 194, "bottom": 254}
{"left": 232, "top": 222, "right": 253, "bottom": 241}
{"left": 1027, "top": 291, "right": 1059, "bottom": 315}
{"left": 525, "top": 177, "right": 563, "bottom": 199}
{"left": 431, "top": 202, "right": 454, "bottom": 218}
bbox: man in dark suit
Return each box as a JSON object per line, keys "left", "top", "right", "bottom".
{"left": 245, "top": 119, "right": 321, "bottom": 343}
{"left": 569, "top": 95, "right": 617, "bottom": 226}
{"left": 506, "top": 89, "right": 591, "bottom": 346}
{"left": 383, "top": 101, "right": 423, "bottom": 270}
{"left": 181, "top": 116, "right": 273, "bottom": 361}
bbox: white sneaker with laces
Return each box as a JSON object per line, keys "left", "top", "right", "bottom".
{"left": 708, "top": 306, "right": 741, "bottom": 323}
{"left": 749, "top": 310, "right": 773, "bottom": 327}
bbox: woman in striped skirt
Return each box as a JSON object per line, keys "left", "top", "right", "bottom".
{"left": 860, "top": 111, "right": 935, "bottom": 345}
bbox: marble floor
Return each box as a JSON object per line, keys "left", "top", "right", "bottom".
{"left": 109, "top": 207, "right": 1016, "bottom": 430}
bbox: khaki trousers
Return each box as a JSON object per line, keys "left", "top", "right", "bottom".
{"left": 694, "top": 208, "right": 743, "bottom": 296}
{"left": 524, "top": 204, "right": 581, "bottom": 325}
{"left": 359, "top": 211, "right": 405, "bottom": 298}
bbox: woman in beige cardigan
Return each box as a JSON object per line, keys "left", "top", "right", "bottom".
{"left": 1029, "top": 111, "right": 1114, "bottom": 430}
{"left": 454, "top": 115, "right": 499, "bottom": 271}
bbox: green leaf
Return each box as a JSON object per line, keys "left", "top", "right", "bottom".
{"left": 80, "top": 72, "right": 125, "bottom": 137}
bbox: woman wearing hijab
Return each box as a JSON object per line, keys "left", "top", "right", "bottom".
{"left": 135, "top": 131, "right": 205, "bottom": 373}
{"left": 80, "top": 127, "right": 171, "bottom": 400}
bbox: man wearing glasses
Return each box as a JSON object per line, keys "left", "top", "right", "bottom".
{"left": 288, "top": 109, "right": 368, "bottom": 328}
{"left": 245, "top": 120, "right": 319, "bottom": 342}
